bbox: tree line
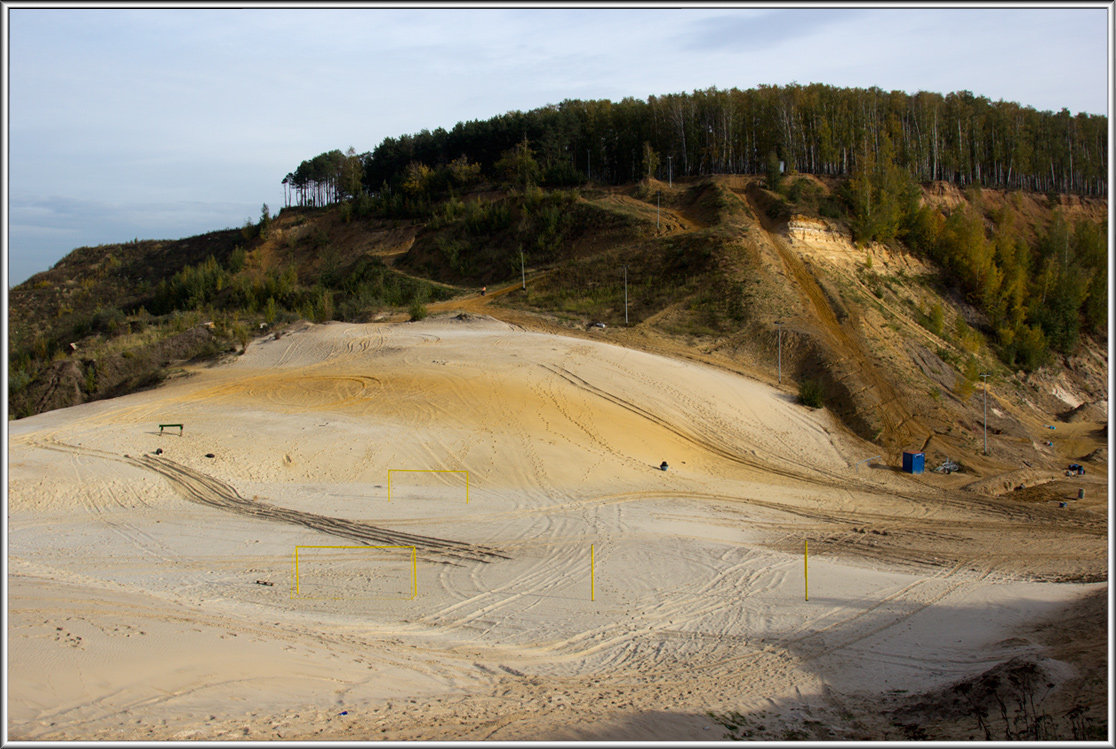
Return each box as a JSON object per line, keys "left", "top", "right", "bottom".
{"left": 283, "top": 148, "right": 364, "bottom": 207}
{"left": 325, "top": 84, "right": 1104, "bottom": 199}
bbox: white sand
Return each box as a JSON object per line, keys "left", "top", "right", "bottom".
{"left": 6, "top": 316, "right": 1103, "bottom": 740}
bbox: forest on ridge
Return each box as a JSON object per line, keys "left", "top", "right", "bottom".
{"left": 280, "top": 84, "right": 1107, "bottom": 373}
{"left": 284, "top": 83, "right": 1107, "bottom": 206}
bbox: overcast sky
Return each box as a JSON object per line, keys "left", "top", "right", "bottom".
{"left": 4, "top": 3, "right": 1112, "bottom": 286}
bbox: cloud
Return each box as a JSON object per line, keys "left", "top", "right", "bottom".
{"left": 10, "top": 194, "right": 253, "bottom": 231}
{"left": 681, "top": 9, "right": 866, "bottom": 53}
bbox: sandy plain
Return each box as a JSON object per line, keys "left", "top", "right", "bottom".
{"left": 6, "top": 314, "right": 1108, "bottom": 741}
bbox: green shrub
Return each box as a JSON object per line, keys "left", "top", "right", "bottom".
{"left": 798, "top": 379, "right": 825, "bottom": 408}
{"left": 82, "top": 363, "right": 98, "bottom": 395}
{"left": 8, "top": 364, "right": 34, "bottom": 395}
{"left": 264, "top": 296, "right": 279, "bottom": 324}
{"left": 819, "top": 196, "right": 845, "bottom": 219}
{"left": 464, "top": 199, "right": 512, "bottom": 235}
{"left": 542, "top": 161, "right": 585, "bottom": 187}
{"left": 927, "top": 303, "right": 945, "bottom": 336}
{"left": 787, "top": 177, "right": 823, "bottom": 209}
{"left": 90, "top": 306, "right": 126, "bottom": 337}
{"left": 408, "top": 301, "right": 428, "bottom": 321}
{"left": 313, "top": 286, "right": 334, "bottom": 322}
{"left": 353, "top": 192, "right": 376, "bottom": 219}
{"left": 227, "top": 245, "right": 247, "bottom": 273}
{"left": 1016, "top": 324, "right": 1049, "bottom": 371}
{"left": 436, "top": 236, "right": 470, "bottom": 272}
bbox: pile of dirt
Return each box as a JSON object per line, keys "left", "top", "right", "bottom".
{"left": 1060, "top": 401, "right": 1108, "bottom": 423}
{"left": 1081, "top": 446, "right": 1108, "bottom": 464}
{"left": 886, "top": 656, "right": 1080, "bottom": 740}
{"left": 962, "top": 468, "right": 1061, "bottom": 497}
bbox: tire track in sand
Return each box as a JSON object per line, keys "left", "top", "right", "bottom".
{"left": 30, "top": 438, "right": 507, "bottom": 566}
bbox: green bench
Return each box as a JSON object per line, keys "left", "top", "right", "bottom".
{"left": 158, "top": 423, "right": 183, "bottom": 436}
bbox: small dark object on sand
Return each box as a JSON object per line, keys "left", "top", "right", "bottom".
{"left": 205, "top": 453, "right": 215, "bottom": 458}
{"left": 660, "top": 461, "right": 669, "bottom": 471}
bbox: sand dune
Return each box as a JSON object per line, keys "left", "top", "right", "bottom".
{"left": 7, "top": 315, "right": 1106, "bottom": 740}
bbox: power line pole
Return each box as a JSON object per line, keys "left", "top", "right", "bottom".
{"left": 980, "top": 373, "right": 991, "bottom": 454}
{"left": 775, "top": 321, "right": 784, "bottom": 385}
{"left": 667, "top": 156, "right": 672, "bottom": 187}
{"left": 656, "top": 190, "right": 660, "bottom": 230}
{"left": 624, "top": 264, "right": 629, "bottom": 325}
{"left": 520, "top": 249, "right": 526, "bottom": 291}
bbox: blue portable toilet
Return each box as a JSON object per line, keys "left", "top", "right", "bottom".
{"left": 902, "top": 451, "right": 925, "bottom": 474}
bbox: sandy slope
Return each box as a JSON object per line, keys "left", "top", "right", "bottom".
{"left": 6, "top": 315, "right": 1107, "bottom": 740}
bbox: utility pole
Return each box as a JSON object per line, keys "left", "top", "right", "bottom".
{"left": 587, "top": 149, "right": 591, "bottom": 182}
{"left": 624, "top": 264, "right": 629, "bottom": 325}
{"left": 667, "top": 156, "right": 672, "bottom": 187}
{"left": 980, "top": 373, "right": 991, "bottom": 454}
{"left": 656, "top": 191, "right": 660, "bottom": 230}
{"left": 775, "top": 321, "right": 784, "bottom": 385}
{"left": 520, "top": 249, "right": 526, "bottom": 291}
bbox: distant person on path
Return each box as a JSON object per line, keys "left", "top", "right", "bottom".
{"left": 481, "top": 286, "right": 487, "bottom": 297}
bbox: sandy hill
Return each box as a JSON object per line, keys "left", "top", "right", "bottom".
{"left": 6, "top": 315, "right": 1107, "bottom": 740}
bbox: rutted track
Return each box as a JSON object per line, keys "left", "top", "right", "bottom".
{"left": 131, "top": 454, "right": 507, "bottom": 565}
{"left": 540, "top": 361, "right": 882, "bottom": 490}
{"left": 31, "top": 438, "right": 507, "bottom": 565}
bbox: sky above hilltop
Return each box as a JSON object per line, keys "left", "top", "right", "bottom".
{"left": 4, "top": 3, "right": 1111, "bottom": 286}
